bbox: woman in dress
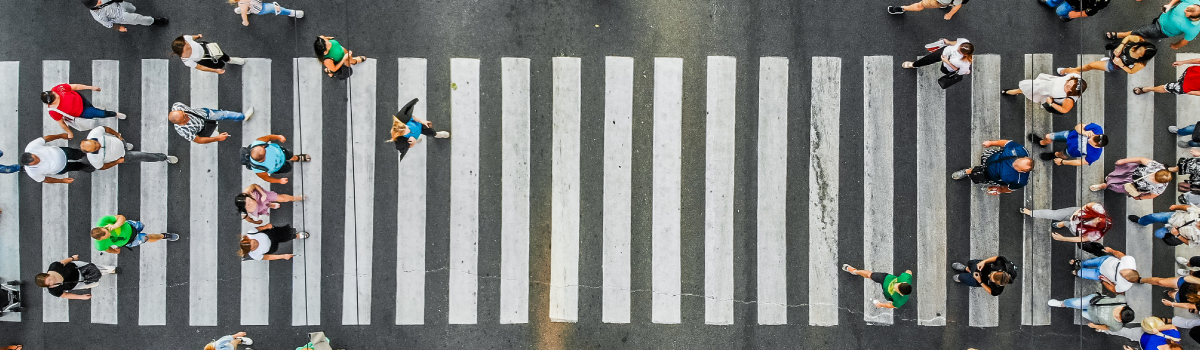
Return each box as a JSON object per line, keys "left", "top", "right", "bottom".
{"left": 1092, "top": 157, "right": 1172, "bottom": 200}
{"left": 237, "top": 224, "right": 309, "bottom": 261}
{"left": 234, "top": 183, "right": 302, "bottom": 225}
{"left": 229, "top": 0, "right": 303, "bottom": 26}
{"left": 171, "top": 34, "right": 246, "bottom": 74}
{"left": 1020, "top": 202, "right": 1112, "bottom": 242}
{"left": 1003, "top": 73, "right": 1087, "bottom": 114}
{"left": 1059, "top": 35, "right": 1155, "bottom": 75}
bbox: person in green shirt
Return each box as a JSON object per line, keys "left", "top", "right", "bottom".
{"left": 90, "top": 214, "right": 179, "bottom": 254}
{"left": 843, "top": 264, "right": 913, "bottom": 309}
{"left": 312, "top": 35, "right": 367, "bottom": 78}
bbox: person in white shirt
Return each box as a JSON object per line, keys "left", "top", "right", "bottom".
{"left": 901, "top": 38, "right": 974, "bottom": 88}
{"left": 1131, "top": 205, "right": 1200, "bottom": 247}
{"left": 237, "top": 224, "right": 308, "bottom": 261}
{"left": 19, "top": 134, "right": 92, "bottom": 184}
{"left": 1071, "top": 246, "right": 1140, "bottom": 294}
{"left": 78, "top": 127, "right": 177, "bottom": 171}
{"left": 170, "top": 34, "right": 246, "bottom": 74}
{"left": 82, "top": 0, "right": 167, "bottom": 32}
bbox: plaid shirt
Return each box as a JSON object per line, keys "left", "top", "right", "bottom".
{"left": 171, "top": 102, "right": 211, "bottom": 142}
{"left": 88, "top": 1, "right": 127, "bottom": 29}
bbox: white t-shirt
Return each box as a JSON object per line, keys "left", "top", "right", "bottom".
{"left": 943, "top": 38, "right": 972, "bottom": 75}
{"left": 1099, "top": 256, "right": 1137, "bottom": 293}
{"left": 180, "top": 35, "right": 204, "bottom": 68}
{"left": 85, "top": 127, "right": 125, "bottom": 168}
{"left": 23, "top": 138, "right": 67, "bottom": 182}
{"left": 245, "top": 231, "right": 271, "bottom": 261}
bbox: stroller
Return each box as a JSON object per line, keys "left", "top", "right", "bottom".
{"left": 0, "top": 279, "right": 22, "bottom": 317}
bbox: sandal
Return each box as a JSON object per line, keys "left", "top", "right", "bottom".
{"left": 1020, "top": 208, "right": 1032, "bottom": 216}
{"left": 1027, "top": 133, "right": 1044, "bottom": 145}
{"left": 296, "top": 231, "right": 311, "bottom": 239}
{"left": 1105, "top": 32, "right": 1119, "bottom": 40}
{"left": 295, "top": 154, "right": 312, "bottom": 162}
{"left": 901, "top": 61, "right": 914, "bottom": 69}
{"left": 1133, "top": 87, "right": 1148, "bottom": 95}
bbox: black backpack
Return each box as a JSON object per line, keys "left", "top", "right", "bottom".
{"left": 240, "top": 145, "right": 270, "bottom": 172}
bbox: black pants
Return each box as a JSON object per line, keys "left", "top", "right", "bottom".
{"left": 870, "top": 272, "right": 889, "bottom": 284}
{"left": 197, "top": 54, "right": 231, "bottom": 70}
{"left": 57, "top": 147, "right": 95, "bottom": 174}
{"left": 913, "top": 48, "right": 954, "bottom": 74}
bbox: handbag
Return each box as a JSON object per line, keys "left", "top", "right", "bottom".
{"left": 330, "top": 65, "right": 353, "bottom": 80}
{"left": 1042, "top": 98, "right": 1067, "bottom": 115}
{"left": 938, "top": 71, "right": 963, "bottom": 89}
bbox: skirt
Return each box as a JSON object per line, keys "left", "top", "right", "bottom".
{"left": 1104, "top": 162, "right": 1140, "bottom": 194}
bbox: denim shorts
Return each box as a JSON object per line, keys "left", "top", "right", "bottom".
{"left": 124, "top": 220, "right": 147, "bottom": 247}
{"left": 1051, "top": 130, "right": 1072, "bottom": 142}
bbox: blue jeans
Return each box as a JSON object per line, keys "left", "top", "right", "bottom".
{"left": 0, "top": 150, "right": 19, "bottom": 174}
{"left": 79, "top": 97, "right": 117, "bottom": 119}
{"left": 1043, "top": 0, "right": 1075, "bottom": 18}
{"left": 1060, "top": 293, "right": 1098, "bottom": 320}
{"left": 1078, "top": 256, "right": 1111, "bottom": 281}
{"left": 201, "top": 108, "right": 245, "bottom": 122}
{"left": 1180, "top": 124, "right": 1196, "bottom": 136}
{"left": 258, "top": 2, "right": 295, "bottom": 16}
{"left": 1138, "top": 211, "right": 1174, "bottom": 226}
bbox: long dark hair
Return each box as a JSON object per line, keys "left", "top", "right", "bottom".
{"left": 233, "top": 193, "right": 251, "bottom": 217}
{"left": 313, "top": 38, "right": 326, "bottom": 59}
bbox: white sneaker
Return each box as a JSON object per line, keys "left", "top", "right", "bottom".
{"left": 116, "top": 112, "right": 127, "bottom": 120}
{"left": 167, "top": 156, "right": 178, "bottom": 164}
{"left": 1180, "top": 269, "right": 1190, "bottom": 276}
{"left": 1178, "top": 257, "right": 1190, "bottom": 265}
{"left": 434, "top": 131, "right": 450, "bottom": 139}
{"left": 125, "top": 142, "right": 134, "bottom": 150}
{"left": 238, "top": 337, "right": 253, "bottom": 345}
{"left": 244, "top": 107, "right": 255, "bottom": 121}
{"left": 229, "top": 57, "right": 246, "bottom": 65}
{"left": 1047, "top": 299, "right": 1063, "bottom": 307}
{"left": 1169, "top": 126, "right": 1180, "bottom": 134}
{"left": 293, "top": 10, "right": 304, "bottom": 18}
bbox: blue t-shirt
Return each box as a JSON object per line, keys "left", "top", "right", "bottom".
{"left": 249, "top": 141, "right": 286, "bottom": 174}
{"left": 403, "top": 119, "right": 423, "bottom": 140}
{"left": 1066, "top": 123, "right": 1103, "bottom": 165}
{"left": 985, "top": 141, "right": 1030, "bottom": 189}
{"left": 1140, "top": 329, "right": 1181, "bottom": 349}
{"left": 1161, "top": 0, "right": 1200, "bottom": 41}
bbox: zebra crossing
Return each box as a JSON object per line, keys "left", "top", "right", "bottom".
{"left": 0, "top": 54, "right": 1186, "bottom": 327}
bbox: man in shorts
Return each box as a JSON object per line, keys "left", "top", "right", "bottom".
{"left": 1030, "top": 123, "right": 1108, "bottom": 167}
{"left": 951, "top": 139, "right": 1034, "bottom": 195}
{"left": 1108, "top": 0, "right": 1200, "bottom": 50}
{"left": 91, "top": 214, "right": 178, "bottom": 254}
{"left": 888, "top": 0, "right": 968, "bottom": 20}
{"left": 842, "top": 263, "right": 913, "bottom": 309}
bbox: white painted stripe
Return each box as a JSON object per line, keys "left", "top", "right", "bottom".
{"left": 138, "top": 59, "right": 169, "bottom": 325}
{"left": 809, "top": 56, "right": 841, "bottom": 327}
{"left": 706, "top": 56, "right": 736, "bottom": 326}
{"left": 449, "top": 58, "right": 480, "bottom": 324}
{"left": 1076, "top": 53, "right": 1106, "bottom": 325}
{"left": 342, "top": 59, "right": 377, "bottom": 325}
{"left": 1021, "top": 54, "right": 1053, "bottom": 326}
{"left": 41, "top": 60, "right": 69, "bottom": 323}
{"left": 757, "top": 57, "right": 788, "bottom": 325}
{"left": 603, "top": 56, "right": 634, "bottom": 324}
{"left": 1176, "top": 53, "right": 1200, "bottom": 319}
{"left": 188, "top": 69, "right": 219, "bottom": 326}
{"left": 651, "top": 57, "right": 683, "bottom": 324}
{"left": 550, "top": 57, "right": 581, "bottom": 323}
{"left": 500, "top": 57, "right": 531, "bottom": 325}
{"left": 1125, "top": 58, "right": 1155, "bottom": 318}
{"left": 0, "top": 61, "right": 18, "bottom": 323}
{"left": 968, "top": 54, "right": 1001, "bottom": 328}
{"left": 292, "top": 57, "right": 323, "bottom": 326}
{"left": 396, "top": 58, "right": 428, "bottom": 325}
{"left": 862, "top": 55, "right": 893, "bottom": 325}
{"left": 916, "top": 63, "right": 947, "bottom": 326}
{"left": 89, "top": 60, "right": 120, "bottom": 325}
{"left": 240, "top": 58, "right": 272, "bottom": 326}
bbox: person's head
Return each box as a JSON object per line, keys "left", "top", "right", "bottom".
{"left": 81, "top": 0, "right": 102, "bottom": 9}
{"left": 1120, "top": 268, "right": 1141, "bottom": 283}
{"left": 896, "top": 282, "right": 912, "bottom": 296}
{"left": 1143, "top": 317, "right": 1182, "bottom": 343}
{"left": 90, "top": 227, "right": 111, "bottom": 241}
{"left": 1117, "top": 305, "right": 1136, "bottom": 323}
{"left": 1013, "top": 157, "right": 1035, "bottom": 173}
{"left": 988, "top": 271, "right": 1012, "bottom": 286}
{"left": 33, "top": 272, "right": 57, "bottom": 288}
{"left": 168, "top": 110, "right": 190, "bottom": 125}
{"left": 388, "top": 114, "right": 410, "bottom": 142}
{"left": 39, "top": 91, "right": 56, "bottom": 105}
{"left": 19, "top": 152, "right": 38, "bottom": 166}
{"left": 958, "top": 43, "right": 974, "bottom": 61}
{"left": 237, "top": 235, "right": 254, "bottom": 257}
{"left": 79, "top": 139, "right": 102, "bottom": 153}
{"left": 1187, "top": 4, "right": 1200, "bottom": 20}
{"left": 250, "top": 144, "right": 266, "bottom": 161}
{"left": 1065, "top": 77, "right": 1088, "bottom": 96}
{"left": 1155, "top": 169, "right": 1174, "bottom": 184}
{"left": 170, "top": 36, "right": 187, "bottom": 57}
{"left": 1131, "top": 43, "right": 1158, "bottom": 62}
{"left": 313, "top": 37, "right": 328, "bottom": 59}
{"left": 205, "top": 343, "right": 217, "bottom": 350}
{"left": 234, "top": 193, "right": 251, "bottom": 216}
{"left": 1089, "top": 134, "right": 1108, "bottom": 148}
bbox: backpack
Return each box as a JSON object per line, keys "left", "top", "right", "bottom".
{"left": 240, "top": 145, "right": 270, "bottom": 172}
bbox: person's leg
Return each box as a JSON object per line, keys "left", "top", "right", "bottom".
{"left": 911, "top": 48, "right": 945, "bottom": 67}
{"left": 116, "top": 5, "right": 156, "bottom": 26}
{"left": 1138, "top": 211, "right": 1175, "bottom": 225}
{"left": 77, "top": 97, "right": 117, "bottom": 119}
{"left": 273, "top": 161, "right": 293, "bottom": 175}
{"left": 1139, "top": 276, "right": 1180, "bottom": 288}
{"left": 1058, "top": 294, "right": 1092, "bottom": 310}
{"left": 420, "top": 126, "right": 437, "bottom": 138}
{"left": 122, "top": 151, "right": 168, "bottom": 163}
{"left": 955, "top": 272, "right": 981, "bottom": 286}
{"left": 203, "top": 108, "right": 246, "bottom": 122}
{"left": 1031, "top": 207, "right": 1079, "bottom": 221}
{"left": 58, "top": 161, "right": 94, "bottom": 174}
{"left": 59, "top": 147, "right": 86, "bottom": 161}
{"left": 1080, "top": 255, "right": 1109, "bottom": 269}
{"left": 1077, "top": 267, "right": 1102, "bottom": 281}
{"left": 901, "top": 0, "right": 939, "bottom": 12}
{"left": 1179, "top": 124, "right": 1197, "bottom": 136}
{"left": 263, "top": 2, "right": 296, "bottom": 16}
{"left": 0, "top": 164, "right": 20, "bottom": 173}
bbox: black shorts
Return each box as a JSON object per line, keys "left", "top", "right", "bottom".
{"left": 270, "top": 145, "right": 295, "bottom": 175}
{"left": 1132, "top": 19, "right": 1170, "bottom": 40}
{"left": 870, "top": 272, "right": 889, "bottom": 284}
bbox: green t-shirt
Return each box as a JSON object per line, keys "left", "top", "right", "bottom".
{"left": 324, "top": 39, "right": 346, "bottom": 63}
{"left": 882, "top": 272, "right": 913, "bottom": 308}
{"left": 1160, "top": 0, "right": 1200, "bottom": 41}
{"left": 94, "top": 215, "right": 133, "bottom": 251}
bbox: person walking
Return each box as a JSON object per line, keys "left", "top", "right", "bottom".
{"left": 1136, "top": 58, "right": 1200, "bottom": 98}
{"left": 230, "top": 0, "right": 303, "bottom": 26}
{"left": 1039, "top": 0, "right": 1110, "bottom": 21}
{"left": 91, "top": 214, "right": 178, "bottom": 254}
{"left": 951, "top": 140, "right": 1033, "bottom": 195}
{"left": 900, "top": 38, "right": 973, "bottom": 88}
{"left": 1105, "top": 0, "right": 1200, "bottom": 51}
{"left": 1125, "top": 317, "right": 1185, "bottom": 350}
{"left": 240, "top": 135, "right": 310, "bottom": 185}
{"left": 82, "top": 0, "right": 167, "bottom": 32}
{"left": 0, "top": 151, "right": 21, "bottom": 175}
{"left": 1003, "top": 74, "right": 1087, "bottom": 114}
{"left": 313, "top": 35, "right": 367, "bottom": 79}
{"left": 41, "top": 83, "right": 126, "bottom": 138}
{"left": 1060, "top": 35, "right": 1155, "bottom": 75}
{"left": 1071, "top": 246, "right": 1140, "bottom": 294}
{"left": 841, "top": 264, "right": 913, "bottom": 309}
{"left": 1130, "top": 205, "right": 1200, "bottom": 247}
{"left": 1168, "top": 121, "right": 1200, "bottom": 148}
{"left": 171, "top": 34, "right": 246, "bottom": 75}
{"left": 1029, "top": 123, "right": 1107, "bottom": 166}
{"left": 1047, "top": 292, "right": 1135, "bottom": 333}
{"left": 34, "top": 254, "right": 116, "bottom": 301}
{"left": 388, "top": 98, "right": 450, "bottom": 162}
{"left": 886, "top": 0, "right": 968, "bottom": 19}
{"left": 170, "top": 102, "right": 251, "bottom": 144}
{"left": 80, "top": 126, "right": 177, "bottom": 171}
{"left": 235, "top": 183, "right": 302, "bottom": 225}
{"left": 237, "top": 224, "right": 308, "bottom": 261}
{"left": 1020, "top": 203, "right": 1113, "bottom": 242}
{"left": 1091, "top": 157, "right": 1172, "bottom": 200}
{"left": 950, "top": 256, "right": 1014, "bottom": 296}
{"left": 205, "top": 332, "right": 253, "bottom": 350}
{"left": 20, "top": 134, "right": 93, "bottom": 184}
{"left": 1176, "top": 255, "right": 1200, "bottom": 276}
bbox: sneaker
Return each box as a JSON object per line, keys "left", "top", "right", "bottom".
{"left": 951, "top": 169, "right": 968, "bottom": 180}
{"left": 951, "top": 262, "right": 967, "bottom": 272}
{"left": 1028, "top": 133, "right": 1044, "bottom": 145}
{"left": 1040, "top": 152, "right": 1056, "bottom": 161}
{"left": 952, "top": 274, "right": 961, "bottom": 282}
{"left": 1169, "top": 125, "right": 1180, "bottom": 133}
{"left": 1179, "top": 257, "right": 1191, "bottom": 265}
{"left": 887, "top": 6, "right": 905, "bottom": 14}
{"left": 435, "top": 131, "right": 451, "bottom": 139}
{"left": 162, "top": 233, "right": 180, "bottom": 242}
{"left": 244, "top": 107, "right": 255, "bottom": 121}
{"left": 1181, "top": 194, "right": 1190, "bottom": 205}
{"left": 1128, "top": 215, "right": 1140, "bottom": 224}
{"left": 167, "top": 156, "right": 178, "bottom": 164}
{"left": 841, "top": 264, "right": 857, "bottom": 274}
{"left": 152, "top": 17, "right": 169, "bottom": 26}
{"left": 238, "top": 337, "right": 253, "bottom": 346}
{"left": 228, "top": 57, "right": 246, "bottom": 65}
{"left": 293, "top": 10, "right": 305, "bottom": 18}
{"left": 1180, "top": 268, "right": 1191, "bottom": 276}
{"left": 1047, "top": 299, "right": 1063, "bottom": 307}
{"left": 1051, "top": 221, "right": 1066, "bottom": 229}
{"left": 1089, "top": 184, "right": 1104, "bottom": 192}
{"left": 116, "top": 112, "right": 127, "bottom": 120}
{"left": 1180, "top": 140, "right": 1193, "bottom": 148}
{"left": 111, "top": 267, "right": 120, "bottom": 274}
{"left": 124, "top": 142, "right": 134, "bottom": 150}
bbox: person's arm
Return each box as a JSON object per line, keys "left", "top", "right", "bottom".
{"left": 57, "top": 254, "right": 78, "bottom": 265}
{"left": 1101, "top": 279, "right": 1118, "bottom": 293}
{"left": 1105, "top": 246, "right": 1126, "bottom": 259}
{"left": 1052, "top": 232, "right": 1087, "bottom": 242}
{"left": 192, "top": 132, "right": 231, "bottom": 144}
{"left": 1055, "top": 158, "right": 1085, "bottom": 166}
{"left": 256, "top": 135, "right": 286, "bottom": 143}
{"left": 42, "top": 177, "right": 73, "bottom": 184}
{"left": 43, "top": 133, "right": 70, "bottom": 143}
{"left": 61, "top": 293, "right": 91, "bottom": 300}
{"left": 986, "top": 185, "right": 1014, "bottom": 195}
{"left": 1125, "top": 62, "right": 1146, "bottom": 74}
{"left": 940, "top": 55, "right": 958, "bottom": 72}
{"left": 262, "top": 254, "right": 294, "bottom": 261}
{"left": 244, "top": 216, "right": 263, "bottom": 225}
{"left": 243, "top": 183, "right": 260, "bottom": 193}
{"left": 68, "top": 84, "right": 99, "bottom": 91}
{"left": 981, "top": 140, "right": 1010, "bottom": 148}
{"left": 194, "top": 65, "right": 226, "bottom": 75}
{"left": 98, "top": 158, "right": 123, "bottom": 171}
{"left": 1074, "top": 123, "right": 1088, "bottom": 133}
{"left": 1173, "top": 39, "right": 1191, "bottom": 50}
{"left": 1046, "top": 98, "right": 1074, "bottom": 113}
{"left": 56, "top": 119, "right": 73, "bottom": 139}
{"left": 104, "top": 247, "right": 120, "bottom": 254}
{"left": 239, "top": 3, "right": 251, "bottom": 26}
{"left": 1169, "top": 204, "right": 1191, "bottom": 211}
{"left": 255, "top": 223, "right": 273, "bottom": 230}
{"left": 102, "top": 126, "right": 122, "bottom": 139}
{"left": 944, "top": 4, "right": 961, "bottom": 19}
{"left": 1177, "top": 58, "right": 1200, "bottom": 67}
{"left": 256, "top": 172, "right": 288, "bottom": 184}
{"left": 232, "top": 332, "right": 247, "bottom": 338}
{"left": 109, "top": 214, "right": 126, "bottom": 228}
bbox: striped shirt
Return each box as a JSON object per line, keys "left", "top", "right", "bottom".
{"left": 88, "top": 1, "right": 127, "bottom": 29}
{"left": 171, "top": 102, "right": 211, "bottom": 142}
{"left": 238, "top": 0, "right": 264, "bottom": 14}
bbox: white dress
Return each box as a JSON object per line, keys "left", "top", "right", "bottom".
{"left": 1018, "top": 73, "right": 1080, "bottom": 103}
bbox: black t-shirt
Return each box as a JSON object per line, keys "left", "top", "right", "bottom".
{"left": 45, "top": 261, "right": 79, "bottom": 297}
{"left": 978, "top": 256, "right": 1011, "bottom": 296}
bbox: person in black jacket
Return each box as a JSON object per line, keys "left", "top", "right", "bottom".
{"left": 951, "top": 256, "right": 1014, "bottom": 296}
{"left": 1040, "top": 0, "right": 1109, "bottom": 21}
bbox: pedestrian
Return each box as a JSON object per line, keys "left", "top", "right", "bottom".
{"left": 387, "top": 98, "right": 450, "bottom": 161}
{"left": 1135, "top": 58, "right": 1200, "bottom": 97}
{"left": 886, "top": 0, "right": 968, "bottom": 19}
{"left": 1047, "top": 292, "right": 1135, "bottom": 333}
{"left": 950, "top": 139, "right": 1033, "bottom": 195}
{"left": 1091, "top": 157, "right": 1172, "bottom": 200}
{"left": 841, "top": 264, "right": 912, "bottom": 309}
{"left": 1003, "top": 74, "right": 1087, "bottom": 115}
{"left": 205, "top": 332, "right": 253, "bottom": 350}
{"left": 950, "top": 256, "right": 1014, "bottom": 296}
{"left": 169, "top": 102, "right": 251, "bottom": 144}
{"left": 1039, "top": 0, "right": 1110, "bottom": 21}
{"left": 1028, "top": 123, "right": 1106, "bottom": 166}
{"left": 1106, "top": 0, "right": 1200, "bottom": 49}
{"left": 1123, "top": 317, "right": 1184, "bottom": 350}
{"left": 1146, "top": 275, "right": 1200, "bottom": 312}
{"left": 230, "top": 0, "right": 304, "bottom": 26}
{"left": 91, "top": 214, "right": 178, "bottom": 254}
{"left": 1059, "top": 35, "right": 1155, "bottom": 75}
{"left": 240, "top": 135, "right": 310, "bottom": 185}
{"left": 80, "top": 126, "right": 177, "bottom": 171}
{"left": 34, "top": 254, "right": 116, "bottom": 301}
{"left": 0, "top": 151, "right": 21, "bottom": 175}
{"left": 20, "top": 134, "right": 93, "bottom": 184}
{"left": 1129, "top": 205, "right": 1200, "bottom": 247}
{"left": 1168, "top": 121, "right": 1200, "bottom": 148}
{"left": 237, "top": 224, "right": 308, "bottom": 261}
{"left": 171, "top": 34, "right": 246, "bottom": 75}
{"left": 313, "top": 35, "right": 367, "bottom": 79}
{"left": 1176, "top": 256, "right": 1200, "bottom": 276}
{"left": 234, "top": 183, "right": 302, "bottom": 225}
{"left": 41, "top": 83, "right": 126, "bottom": 139}
{"left": 1019, "top": 203, "right": 1112, "bottom": 242}
{"left": 900, "top": 38, "right": 973, "bottom": 88}
{"left": 1070, "top": 246, "right": 1140, "bottom": 294}
{"left": 82, "top": 0, "right": 167, "bottom": 32}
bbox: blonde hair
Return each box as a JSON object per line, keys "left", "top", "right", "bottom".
{"left": 205, "top": 343, "right": 216, "bottom": 350}
{"left": 1142, "top": 317, "right": 1182, "bottom": 342}
{"left": 1156, "top": 169, "right": 1174, "bottom": 183}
